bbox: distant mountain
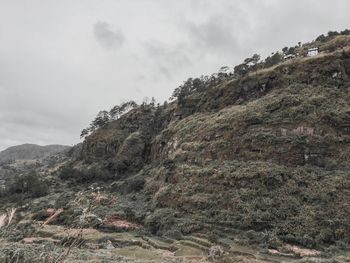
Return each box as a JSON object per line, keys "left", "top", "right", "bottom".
{"left": 0, "top": 144, "right": 70, "bottom": 163}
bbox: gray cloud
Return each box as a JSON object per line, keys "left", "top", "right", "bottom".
{"left": 93, "top": 21, "right": 125, "bottom": 49}
{"left": 0, "top": 0, "right": 349, "bottom": 150}
{"left": 143, "top": 42, "right": 191, "bottom": 80}
{"left": 186, "top": 16, "right": 239, "bottom": 54}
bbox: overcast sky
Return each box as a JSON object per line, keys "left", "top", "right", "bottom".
{"left": 0, "top": 0, "right": 349, "bottom": 150}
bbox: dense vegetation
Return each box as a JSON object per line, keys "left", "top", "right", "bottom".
{"left": 81, "top": 29, "right": 350, "bottom": 133}
{"left": 2, "top": 30, "right": 350, "bottom": 262}
{"left": 1, "top": 171, "right": 48, "bottom": 200}
{"left": 70, "top": 30, "right": 350, "bottom": 249}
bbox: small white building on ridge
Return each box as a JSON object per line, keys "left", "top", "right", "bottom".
{"left": 284, "top": 54, "right": 296, "bottom": 60}
{"left": 308, "top": 47, "right": 319, "bottom": 57}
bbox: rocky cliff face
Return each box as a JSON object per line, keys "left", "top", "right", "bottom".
{"left": 81, "top": 48, "right": 350, "bottom": 170}
{"left": 77, "top": 105, "right": 174, "bottom": 175}
{"left": 1, "top": 36, "right": 350, "bottom": 263}
{"left": 152, "top": 52, "right": 350, "bottom": 169}
{"left": 72, "top": 46, "right": 350, "bottom": 248}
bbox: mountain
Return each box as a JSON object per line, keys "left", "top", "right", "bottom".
{"left": 0, "top": 144, "right": 70, "bottom": 163}
{"left": 1, "top": 32, "right": 350, "bottom": 262}
{"left": 78, "top": 34, "right": 350, "bottom": 246}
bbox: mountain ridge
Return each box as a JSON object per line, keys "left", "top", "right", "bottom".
{"left": 0, "top": 143, "right": 70, "bottom": 163}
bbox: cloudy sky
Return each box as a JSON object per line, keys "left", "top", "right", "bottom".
{"left": 0, "top": 0, "right": 349, "bottom": 150}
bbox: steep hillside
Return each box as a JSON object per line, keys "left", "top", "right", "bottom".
{"left": 1, "top": 34, "right": 350, "bottom": 262}
{"left": 0, "top": 144, "right": 70, "bottom": 163}
{"left": 75, "top": 46, "right": 350, "bottom": 247}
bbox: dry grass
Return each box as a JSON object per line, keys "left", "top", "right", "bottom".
{"left": 103, "top": 215, "right": 142, "bottom": 229}
{"left": 0, "top": 213, "right": 6, "bottom": 228}
{"left": 7, "top": 208, "right": 16, "bottom": 226}
{"left": 0, "top": 208, "right": 16, "bottom": 229}
{"left": 42, "top": 208, "right": 64, "bottom": 227}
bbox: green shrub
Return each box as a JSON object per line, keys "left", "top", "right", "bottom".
{"left": 144, "top": 209, "right": 177, "bottom": 235}
{"left": 126, "top": 178, "right": 145, "bottom": 192}
{"left": 58, "top": 166, "right": 82, "bottom": 180}
{"left": 59, "top": 165, "right": 114, "bottom": 183}
{"left": 6, "top": 172, "right": 49, "bottom": 198}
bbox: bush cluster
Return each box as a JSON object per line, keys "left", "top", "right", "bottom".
{"left": 59, "top": 166, "right": 114, "bottom": 183}
{"left": 4, "top": 172, "right": 49, "bottom": 198}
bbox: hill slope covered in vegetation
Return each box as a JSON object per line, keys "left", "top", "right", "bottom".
{"left": 0, "top": 144, "right": 70, "bottom": 164}
{"left": 1, "top": 31, "right": 350, "bottom": 262}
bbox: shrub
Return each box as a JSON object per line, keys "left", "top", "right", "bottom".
{"left": 328, "top": 31, "right": 340, "bottom": 37}
{"left": 144, "top": 209, "right": 177, "bottom": 234}
{"left": 58, "top": 166, "right": 77, "bottom": 180}
{"left": 59, "top": 165, "right": 114, "bottom": 183}
{"left": 316, "top": 34, "right": 327, "bottom": 42}
{"left": 120, "top": 178, "right": 145, "bottom": 194}
{"left": 5, "top": 172, "right": 49, "bottom": 198}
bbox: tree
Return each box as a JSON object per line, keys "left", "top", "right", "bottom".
{"left": 192, "top": 77, "right": 205, "bottom": 91}
{"left": 341, "top": 29, "right": 350, "bottom": 35}
{"left": 249, "top": 54, "right": 261, "bottom": 71}
{"left": 177, "top": 81, "right": 192, "bottom": 103}
{"left": 169, "top": 74, "right": 212, "bottom": 102}
{"left": 252, "top": 54, "right": 261, "bottom": 64}
{"left": 243, "top": 54, "right": 261, "bottom": 67}
{"left": 120, "top": 101, "right": 137, "bottom": 113}
{"left": 128, "top": 100, "right": 138, "bottom": 108}
{"left": 264, "top": 52, "right": 282, "bottom": 68}
{"left": 6, "top": 171, "right": 48, "bottom": 198}
{"left": 111, "top": 101, "right": 138, "bottom": 119}
{"left": 81, "top": 101, "right": 139, "bottom": 140}
{"left": 316, "top": 34, "right": 327, "bottom": 42}
{"left": 282, "top": 47, "right": 296, "bottom": 56}
{"left": 234, "top": 63, "right": 249, "bottom": 76}
{"left": 200, "top": 75, "right": 210, "bottom": 83}
{"left": 110, "top": 105, "right": 121, "bottom": 120}
{"left": 288, "top": 47, "right": 296, "bottom": 55}
{"left": 170, "top": 78, "right": 194, "bottom": 102}
{"left": 80, "top": 128, "right": 90, "bottom": 139}
{"left": 328, "top": 31, "right": 339, "bottom": 37}
{"left": 218, "top": 66, "right": 230, "bottom": 79}
{"left": 234, "top": 54, "right": 261, "bottom": 76}
{"left": 92, "top": 110, "right": 110, "bottom": 130}
{"left": 170, "top": 87, "right": 181, "bottom": 101}
{"left": 219, "top": 66, "right": 229, "bottom": 73}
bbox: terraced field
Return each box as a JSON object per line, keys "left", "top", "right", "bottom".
{"left": 1, "top": 221, "right": 349, "bottom": 263}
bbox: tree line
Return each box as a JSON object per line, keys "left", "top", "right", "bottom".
{"left": 80, "top": 97, "right": 162, "bottom": 139}
{"left": 81, "top": 29, "right": 350, "bottom": 139}
{"left": 316, "top": 29, "right": 350, "bottom": 42}
{"left": 80, "top": 100, "right": 138, "bottom": 138}
{"left": 170, "top": 29, "right": 350, "bottom": 102}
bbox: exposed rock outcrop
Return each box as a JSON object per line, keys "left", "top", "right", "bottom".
{"left": 67, "top": 46, "right": 350, "bottom": 248}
